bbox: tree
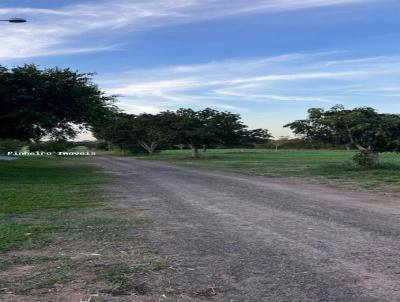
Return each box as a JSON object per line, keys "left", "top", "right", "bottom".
{"left": 92, "top": 112, "right": 174, "bottom": 154}
{"left": 0, "top": 64, "right": 116, "bottom": 141}
{"left": 283, "top": 108, "right": 329, "bottom": 149}
{"left": 171, "top": 108, "right": 246, "bottom": 158}
{"left": 134, "top": 112, "right": 176, "bottom": 154}
{"left": 285, "top": 105, "right": 400, "bottom": 166}
{"left": 92, "top": 113, "right": 140, "bottom": 153}
{"left": 241, "top": 128, "right": 272, "bottom": 147}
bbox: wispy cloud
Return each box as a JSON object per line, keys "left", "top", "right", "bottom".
{"left": 213, "top": 91, "right": 335, "bottom": 103}
{"left": 117, "top": 102, "right": 163, "bottom": 114}
{"left": 98, "top": 51, "right": 400, "bottom": 118}
{"left": 110, "top": 79, "right": 200, "bottom": 95}
{"left": 0, "top": 0, "right": 381, "bottom": 59}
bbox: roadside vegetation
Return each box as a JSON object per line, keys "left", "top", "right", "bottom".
{"left": 0, "top": 157, "right": 169, "bottom": 301}
{"left": 136, "top": 149, "right": 400, "bottom": 192}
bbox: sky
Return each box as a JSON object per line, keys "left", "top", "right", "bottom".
{"left": 1, "top": 0, "right": 400, "bottom": 139}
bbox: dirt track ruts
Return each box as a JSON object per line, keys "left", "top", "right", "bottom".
{"left": 96, "top": 156, "right": 400, "bottom": 302}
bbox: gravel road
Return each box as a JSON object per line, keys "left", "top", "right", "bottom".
{"left": 96, "top": 156, "right": 400, "bottom": 302}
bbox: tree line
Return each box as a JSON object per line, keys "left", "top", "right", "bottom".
{"left": 92, "top": 108, "right": 271, "bottom": 158}
{"left": 1, "top": 64, "right": 400, "bottom": 166}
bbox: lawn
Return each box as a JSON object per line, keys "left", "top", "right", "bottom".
{"left": 0, "top": 157, "right": 105, "bottom": 252}
{"left": 137, "top": 149, "right": 400, "bottom": 192}
{"left": 0, "top": 157, "right": 168, "bottom": 301}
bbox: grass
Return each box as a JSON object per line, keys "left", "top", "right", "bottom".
{"left": 0, "top": 157, "right": 169, "bottom": 300}
{"left": 0, "top": 158, "right": 104, "bottom": 214}
{"left": 0, "top": 157, "right": 105, "bottom": 251}
{"left": 94, "top": 256, "right": 169, "bottom": 296}
{"left": 136, "top": 149, "right": 400, "bottom": 192}
{"left": 0, "top": 223, "right": 63, "bottom": 252}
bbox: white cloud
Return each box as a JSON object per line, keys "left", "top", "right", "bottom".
{"left": 109, "top": 79, "right": 200, "bottom": 96}
{"left": 117, "top": 102, "right": 163, "bottom": 114}
{"left": 98, "top": 52, "right": 400, "bottom": 120}
{"left": 0, "top": 0, "right": 382, "bottom": 59}
{"left": 213, "top": 90, "right": 335, "bottom": 103}
{"left": 221, "top": 71, "right": 363, "bottom": 85}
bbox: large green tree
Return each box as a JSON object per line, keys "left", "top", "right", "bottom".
{"left": 92, "top": 112, "right": 174, "bottom": 154}
{"left": 171, "top": 108, "right": 247, "bottom": 158}
{"left": 285, "top": 105, "right": 400, "bottom": 166}
{"left": 132, "top": 112, "right": 176, "bottom": 154}
{"left": 92, "top": 113, "right": 137, "bottom": 152}
{"left": 282, "top": 108, "right": 332, "bottom": 149}
{"left": 0, "top": 64, "right": 116, "bottom": 141}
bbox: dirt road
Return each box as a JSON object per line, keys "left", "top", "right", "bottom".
{"left": 96, "top": 156, "right": 400, "bottom": 302}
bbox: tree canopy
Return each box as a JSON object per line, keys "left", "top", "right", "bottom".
{"left": 170, "top": 108, "right": 248, "bottom": 158}
{"left": 285, "top": 105, "right": 400, "bottom": 166}
{"left": 93, "top": 108, "right": 270, "bottom": 158}
{"left": 0, "top": 64, "right": 116, "bottom": 141}
{"left": 92, "top": 112, "right": 175, "bottom": 154}
{"left": 240, "top": 128, "right": 272, "bottom": 147}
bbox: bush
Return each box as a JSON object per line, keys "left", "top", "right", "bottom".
{"left": 0, "top": 139, "right": 25, "bottom": 155}
{"left": 352, "top": 152, "right": 368, "bottom": 166}
{"left": 29, "top": 140, "right": 72, "bottom": 153}
{"left": 70, "top": 141, "right": 99, "bottom": 150}
{"left": 93, "top": 141, "right": 109, "bottom": 150}
{"left": 352, "top": 151, "right": 380, "bottom": 167}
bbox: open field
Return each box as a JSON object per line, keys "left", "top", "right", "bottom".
{"left": 0, "top": 157, "right": 169, "bottom": 302}
{"left": 136, "top": 149, "right": 400, "bottom": 192}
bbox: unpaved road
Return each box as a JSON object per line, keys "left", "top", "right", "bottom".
{"left": 97, "top": 157, "right": 400, "bottom": 302}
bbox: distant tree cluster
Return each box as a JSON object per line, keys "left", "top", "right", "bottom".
{"left": 93, "top": 108, "right": 272, "bottom": 158}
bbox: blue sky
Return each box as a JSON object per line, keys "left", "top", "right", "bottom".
{"left": 1, "top": 0, "right": 400, "bottom": 138}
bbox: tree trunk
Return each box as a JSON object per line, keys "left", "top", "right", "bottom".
{"left": 353, "top": 146, "right": 379, "bottom": 167}
{"left": 189, "top": 145, "right": 200, "bottom": 159}
{"left": 346, "top": 126, "right": 379, "bottom": 166}
{"left": 202, "top": 144, "right": 207, "bottom": 152}
{"left": 139, "top": 141, "right": 157, "bottom": 155}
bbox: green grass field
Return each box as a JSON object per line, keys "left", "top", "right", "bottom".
{"left": 137, "top": 149, "right": 400, "bottom": 192}
{"left": 0, "top": 157, "right": 106, "bottom": 252}
{"left": 0, "top": 157, "right": 167, "bottom": 299}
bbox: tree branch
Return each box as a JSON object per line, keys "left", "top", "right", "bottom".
{"left": 345, "top": 125, "right": 367, "bottom": 152}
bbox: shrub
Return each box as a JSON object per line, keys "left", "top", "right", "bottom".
{"left": 0, "top": 139, "right": 25, "bottom": 155}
